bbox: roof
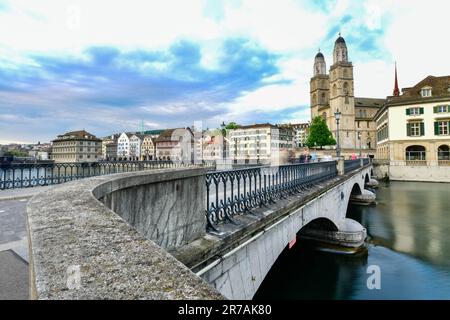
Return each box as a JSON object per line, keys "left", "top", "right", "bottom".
{"left": 155, "top": 128, "right": 193, "bottom": 142}
{"left": 355, "top": 97, "right": 386, "bottom": 108}
{"left": 53, "top": 130, "right": 100, "bottom": 142}
{"left": 234, "top": 123, "right": 278, "bottom": 130}
{"left": 315, "top": 52, "right": 324, "bottom": 59}
{"left": 375, "top": 75, "right": 450, "bottom": 119}
{"left": 393, "top": 75, "right": 450, "bottom": 102}
{"left": 335, "top": 36, "right": 346, "bottom": 44}
{"left": 130, "top": 134, "right": 145, "bottom": 140}
{"left": 143, "top": 129, "right": 165, "bottom": 135}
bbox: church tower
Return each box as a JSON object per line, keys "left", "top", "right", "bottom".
{"left": 310, "top": 51, "right": 330, "bottom": 120}
{"left": 328, "top": 35, "right": 356, "bottom": 149}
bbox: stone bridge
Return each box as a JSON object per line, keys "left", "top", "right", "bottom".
{"left": 26, "top": 160, "right": 375, "bottom": 299}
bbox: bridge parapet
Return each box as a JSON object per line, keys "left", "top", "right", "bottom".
{"left": 26, "top": 168, "right": 222, "bottom": 299}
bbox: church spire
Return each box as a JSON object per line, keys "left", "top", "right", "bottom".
{"left": 393, "top": 62, "right": 400, "bottom": 96}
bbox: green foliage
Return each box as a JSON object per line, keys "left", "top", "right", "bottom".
{"left": 225, "top": 122, "right": 239, "bottom": 130}
{"left": 306, "top": 116, "right": 336, "bottom": 149}
{"left": 8, "top": 149, "right": 29, "bottom": 157}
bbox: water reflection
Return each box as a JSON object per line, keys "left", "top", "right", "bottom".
{"left": 254, "top": 181, "right": 450, "bottom": 300}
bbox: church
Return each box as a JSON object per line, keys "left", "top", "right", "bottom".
{"left": 310, "top": 35, "right": 385, "bottom": 157}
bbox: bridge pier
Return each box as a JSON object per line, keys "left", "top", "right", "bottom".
{"left": 298, "top": 218, "right": 366, "bottom": 253}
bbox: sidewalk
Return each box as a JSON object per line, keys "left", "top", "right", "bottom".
{"left": 0, "top": 185, "right": 51, "bottom": 201}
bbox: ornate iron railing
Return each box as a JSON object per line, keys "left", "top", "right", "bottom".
{"left": 0, "top": 161, "right": 202, "bottom": 190}
{"left": 344, "top": 159, "right": 361, "bottom": 173}
{"left": 205, "top": 161, "right": 337, "bottom": 230}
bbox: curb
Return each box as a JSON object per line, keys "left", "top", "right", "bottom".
{"left": 0, "top": 195, "right": 34, "bottom": 202}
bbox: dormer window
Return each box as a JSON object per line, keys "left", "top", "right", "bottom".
{"left": 421, "top": 87, "right": 432, "bottom": 97}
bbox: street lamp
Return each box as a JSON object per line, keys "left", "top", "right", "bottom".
{"left": 334, "top": 111, "right": 341, "bottom": 158}
{"left": 220, "top": 121, "right": 226, "bottom": 160}
{"left": 357, "top": 131, "right": 362, "bottom": 158}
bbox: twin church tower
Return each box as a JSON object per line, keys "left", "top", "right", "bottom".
{"left": 310, "top": 35, "right": 385, "bottom": 154}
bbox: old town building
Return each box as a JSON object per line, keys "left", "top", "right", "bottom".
{"left": 155, "top": 128, "right": 194, "bottom": 161}
{"left": 51, "top": 130, "right": 101, "bottom": 163}
{"left": 228, "top": 123, "right": 294, "bottom": 164}
{"left": 374, "top": 75, "right": 450, "bottom": 181}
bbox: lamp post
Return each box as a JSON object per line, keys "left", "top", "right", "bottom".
{"left": 220, "top": 121, "right": 226, "bottom": 161}
{"left": 357, "top": 131, "right": 362, "bottom": 158}
{"left": 334, "top": 111, "right": 341, "bottom": 158}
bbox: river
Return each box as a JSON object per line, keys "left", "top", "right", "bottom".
{"left": 254, "top": 181, "right": 450, "bottom": 300}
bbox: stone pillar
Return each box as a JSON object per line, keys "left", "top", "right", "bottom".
{"left": 337, "top": 157, "right": 345, "bottom": 175}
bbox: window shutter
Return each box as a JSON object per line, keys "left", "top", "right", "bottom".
{"left": 407, "top": 123, "right": 411, "bottom": 136}
{"left": 420, "top": 107, "right": 424, "bottom": 114}
{"left": 434, "top": 106, "right": 438, "bottom": 113}
{"left": 420, "top": 122, "right": 425, "bottom": 136}
{"left": 434, "top": 122, "right": 439, "bottom": 135}
{"left": 406, "top": 108, "right": 410, "bottom": 115}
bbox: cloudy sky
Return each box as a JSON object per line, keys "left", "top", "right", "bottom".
{"left": 0, "top": 0, "right": 449, "bottom": 143}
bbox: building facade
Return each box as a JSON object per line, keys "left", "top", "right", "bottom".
{"left": 155, "top": 128, "right": 194, "bottom": 162}
{"left": 51, "top": 130, "right": 101, "bottom": 163}
{"left": 105, "top": 141, "right": 118, "bottom": 161}
{"left": 310, "top": 35, "right": 384, "bottom": 157}
{"left": 228, "top": 123, "right": 294, "bottom": 163}
{"left": 101, "top": 134, "right": 119, "bottom": 160}
{"left": 117, "top": 132, "right": 131, "bottom": 160}
{"left": 375, "top": 75, "right": 450, "bottom": 181}
{"left": 279, "top": 122, "right": 310, "bottom": 147}
{"left": 141, "top": 135, "right": 156, "bottom": 160}
{"left": 129, "top": 134, "right": 144, "bottom": 160}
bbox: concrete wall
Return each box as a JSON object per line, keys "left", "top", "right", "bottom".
{"left": 389, "top": 163, "right": 450, "bottom": 182}
{"left": 98, "top": 169, "right": 205, "bottom": 250}
{"left": 198, "top": 166, "right": 371, "bottom": 300}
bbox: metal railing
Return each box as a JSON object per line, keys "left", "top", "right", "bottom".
{"left": 0, "top": 160, "right": 206, "bottom": 190}
{"left": 344, "top": 159, "right": 361, "bottom": 173}
{"left": 363, "top": 158, "right": 370, "bottom": 166}
{"left": 205, "top": 161, "right": 337, "bottom": 230}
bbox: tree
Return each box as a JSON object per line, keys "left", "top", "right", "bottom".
{"left": 225, "top": 122, "right": 239, "bottom": 130}
{"left": 8, "top": 149, "right": 29, "bottom": 157}
{"left": 306, "top": 116, "right": 336, "bottom": 149}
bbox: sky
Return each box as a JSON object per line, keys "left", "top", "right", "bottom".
{"left": 0, "top": 0, "right": 449, "bottom": 144}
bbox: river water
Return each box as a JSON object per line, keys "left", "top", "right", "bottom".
{"left": 254, "top": 181, "right": 450, "bottom": 300}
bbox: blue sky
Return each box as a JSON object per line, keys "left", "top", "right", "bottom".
{"left": 0, "top": 0, "right": 449, "bottom": 143}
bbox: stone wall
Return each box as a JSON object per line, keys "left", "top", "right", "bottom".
{"left": 389, "top": 164, "right": 450, "bottom": 182}
{"left": 98, "top": 169, "right": 205, "bottom": 250}
{"left": 372, "top": 160, "right": 389, "bottom": 180}
{"left": 26, "top": 168, "right": 222, "bottom": 300}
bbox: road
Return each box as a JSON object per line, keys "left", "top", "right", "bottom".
{"left": 0, "top": 191, "right": 34, "bottom": 300}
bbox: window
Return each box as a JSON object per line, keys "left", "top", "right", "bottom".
{"left": 421, "top": 88, "right": 432, "bottom": 97}
{"left": 434, "top": 105, "right": 449, "bottom": 113}
{"left": 406, "top": 145, "right": 426, "bottom": 161}
{"left": 407, "top": 122, "right": 424, "bottom": 136}
{"left": 406, "top": 107, "right": 423, "bottom": 115}
{"left": 436, "top": 121, "right": 449, "bottom": 135}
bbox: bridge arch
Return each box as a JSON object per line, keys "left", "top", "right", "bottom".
{"left": 350, "top": 182, "right": 362, "bottom": 195}
{"left": 299, "top": 217, "right": 339, "bottom": 233}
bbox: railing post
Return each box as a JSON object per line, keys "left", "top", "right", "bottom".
{"left": 337, "top": 157, "right": 345, "bottom": 175}
{"left": 360, "top": 158, "right": 364, "bottom": 167}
